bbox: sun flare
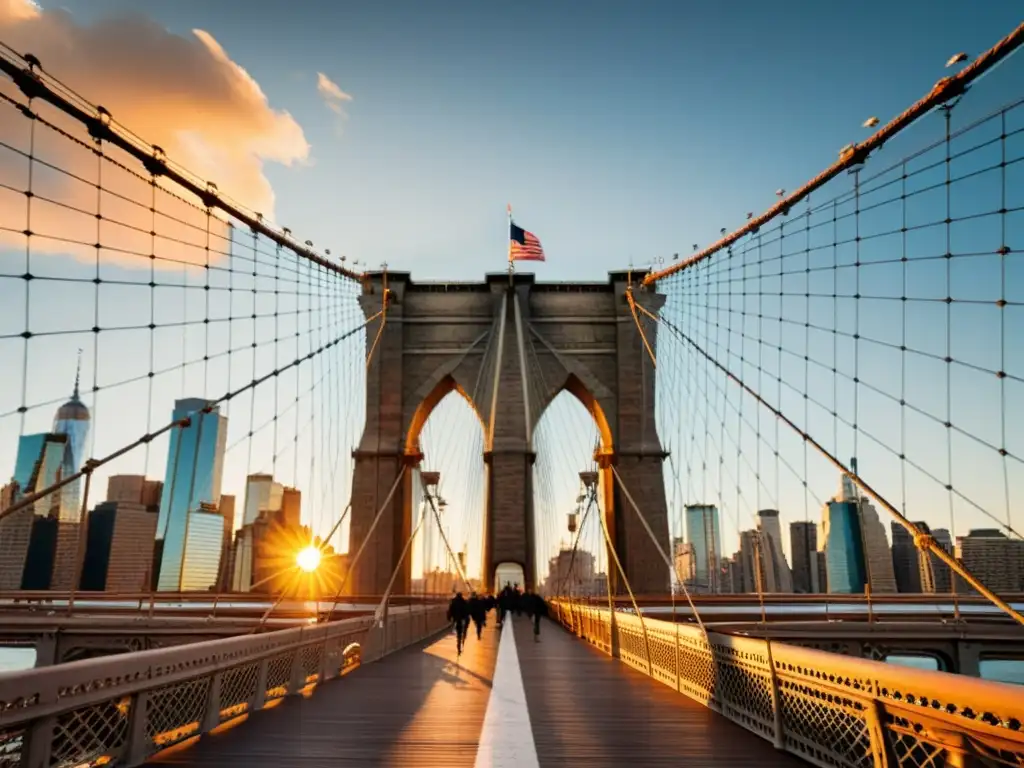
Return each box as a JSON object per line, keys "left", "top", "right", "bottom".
{"left": 296, "top": 545, "right": 322, "bottom": 573}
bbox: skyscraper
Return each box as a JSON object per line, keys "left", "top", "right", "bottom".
{"left": 738, "top": 529, "right": 766, "bottom": 593}
{"left": 674, "top": 541, "right": 697, "bottom": 587}
{"left": 51, "top": 359, "right": 90, "bottom": 522}
{"left": 822, "top": 499, "right": 867, "bottom": 594}
{"left": 107, "top": 475, "right": 163, "bottom": 507}
{"left": 956, "top": 530, "right": 1024, "bottom": 593}
{"left": 155, "top": 398, "right": 228, "bottom": 592}
{"left": 858, "top": 497, "right": 897, "bottom": 593}
{"left": 232, "top": 474, "right": 286, "bottom": 591}
{"left": 12, "top": 433, "right": 68, "bottom": 518}
{"left": 921, "top": 528, "right": 954, "bottom": 593}
{"left": 684, "top": 504, "right": 721, "bottom": 593}
{"left": 757, "top": 509, "right": 792, "bottom": 593}
{"left": 241, "top": 474, "right": 284, "bottom": 527}
{"left": 2, "top": 433, "right": 72, "bottom": 589}
{"left": 822, "top": 459, "right": 896, "bottom": 594}
{"left": 891, "top": 521, "right": 925, "bottom": 593}
{"left": 181, "top": 503, "right": 229, "bottom": 591}
{"left": 790, "top": 521, "right": 817, "bottom": 593}
{"left": 80, "top": 501, "right": 158, "bottom": 592}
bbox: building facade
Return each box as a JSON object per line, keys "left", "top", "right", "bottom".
{"left": 823, "top": 500, "right": 867, "bottom": 594}
{"left": 790, "top": 520, "right": 817, "bottom": 593}
{"left": 1, "top": 433, "right": 73, "bottom": 589}
{"left": 891, "top": 521, "right": 923, "bottom": 593}
{"left": 757, "top": 509, "right": 792, "bottom": 593}
{"left": 684, "top": 504, "right": 721, "bottom": 593}
{"left": 155, "top": 398, "right": 228, "bottom": 592}
{"left": 957, "top": 530, "right": 1024, "bottom": 593}
{"left": 822, "top": 462, "right": 896, "bottom": 595}
{"left": 921, "top": 528, "right": 954, "bottom": 593}
{"left": 80, "top": 501, "right": 159, "bottom": 591}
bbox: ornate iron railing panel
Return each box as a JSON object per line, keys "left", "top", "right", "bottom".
{"left": 0, "top": 603, "right": 449, "bottom": 767}
{"left": 550, "top": 600, "right": 1024, "bottom": 768}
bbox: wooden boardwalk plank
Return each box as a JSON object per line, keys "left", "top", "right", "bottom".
{"left": 514, "top": 618, "right": 808, "bottom": 767}
{"left": 148, "top": 622, "right": 497, "bottom": 767}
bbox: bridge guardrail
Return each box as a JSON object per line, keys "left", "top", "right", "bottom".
{"left": 0, "top": 603, "right": 449, "bottom": 767}
{"left": 550, "top": 599, "right": 1024, "bottom": 768}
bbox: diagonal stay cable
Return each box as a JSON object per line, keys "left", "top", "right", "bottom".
{"left": 589, "top": 479, "right": 653, "bottom": 675}
{"left": 608, "top": 465, "right": 709, "bottom": 638}
{"left": 0, "top": 308, "right": 383, "bottom": 525}
{"left": 373, "top": 495, "right": 430, "bottom": 625}
{"left": 626, "top": 287, "right": 658, "bottom": 369}
{"left": 555, "top": 481, "right": 595, "bottom": 598}
{"left": 422, "top": 471, "right": 473, "bottom": 593}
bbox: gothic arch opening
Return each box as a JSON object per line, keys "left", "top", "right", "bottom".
{"left": 409, "top": 377, "right": 486, "bottom": 593}
{"left": 532, "top": 376, "right": 612, "bottom": 594}
{"left": 561, "top": 373, "right": 613, "bottom": 454}
{"left": 404, "top": 374, "right": 483, "bottom": 456}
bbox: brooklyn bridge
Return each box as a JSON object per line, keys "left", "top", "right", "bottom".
{"left": 0, "top": 8, "right": 1023, "bottom": 768}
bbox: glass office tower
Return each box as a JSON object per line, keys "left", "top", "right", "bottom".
{"left": 823, "top": 500, "right": 868, "bottom": 593}
{"left": 14, "top": 433, "right": 70, "bottom": 518}
{"left": 156, "top": 398, "right": 228, "bottom": 592}
{"left": 13, "top": 434, "right": 47, "bottom": 491}
{"left": 180, "top": 509, "right": 227, "bottom": 591}
{"left": 685, "top": 504, "right": 721, "bottom": 592}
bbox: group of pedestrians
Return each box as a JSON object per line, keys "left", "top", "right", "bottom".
{"left": 445, "top": 583, "right": 548, "bottom": 655}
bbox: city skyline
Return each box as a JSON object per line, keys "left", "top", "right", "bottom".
{"left": 3, "top": 365, "right": 1022, "bottom": 596}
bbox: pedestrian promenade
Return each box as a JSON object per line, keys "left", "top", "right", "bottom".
{"left": 148, "top": 613, "right": 806, "bottom": 767}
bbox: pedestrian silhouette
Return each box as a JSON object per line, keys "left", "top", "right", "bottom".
{"left": 447, "top": 591, "right": 470, "bottom": 655}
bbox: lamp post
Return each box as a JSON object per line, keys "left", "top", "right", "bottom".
{"left": 421, "top": 472, "right": 440, "bottom": 594}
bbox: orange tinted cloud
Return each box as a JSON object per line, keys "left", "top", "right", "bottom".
{"left": 0, "top": 0, "right": 310, "bottom": 268}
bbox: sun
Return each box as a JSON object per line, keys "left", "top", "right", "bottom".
{"left": 296, "top": 545, "right": 322, "bottom": 573}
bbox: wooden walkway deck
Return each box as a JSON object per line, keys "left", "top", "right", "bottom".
{"left": 148, "top": 614, "right": 806, "bottom": 767}
{"left": 517, "top": 618, "right": 806, "bottom": 767}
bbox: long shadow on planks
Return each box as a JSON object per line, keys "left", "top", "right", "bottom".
{"left": 148, "top": 622, "right": 499, "bottom": 767}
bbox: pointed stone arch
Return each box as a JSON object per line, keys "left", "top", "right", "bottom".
{"left": 558, "top": 372, "right": 614, "bottom": 453}
{"left": 404, "top": 374, "right": 483, "bottom": 457}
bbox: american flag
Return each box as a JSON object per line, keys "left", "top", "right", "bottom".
{"left": 509, "top": 220, "right": 545, "bottom": 262}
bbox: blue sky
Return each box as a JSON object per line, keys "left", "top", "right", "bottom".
{"left": 0, "top": 1, "right": 1021, "bottom": 584}
{"left": 39, "top": 0, "right": 1024, "bottom": 279}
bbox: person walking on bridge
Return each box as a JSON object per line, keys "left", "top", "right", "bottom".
{"left": 467, "top": 592, "right": 487, "bottom": 640}
{"left": 447, "top": 591, "right": 470, "bottom": 655}
{"left": 497, "top": 583, "right": 516, "bottom": 627}
{"left": 522, "top": 589, "right": 547, "bottom": 641}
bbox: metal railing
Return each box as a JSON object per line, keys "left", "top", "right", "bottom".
{"left": 0, "top": 603, "right": 449, "bottom": 767}
{"left": 550, "top": 599, "right": 1024, "bottom": 768}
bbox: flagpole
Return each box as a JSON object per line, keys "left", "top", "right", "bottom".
{"left": 506, "top": 203, "right": 514, "bottom": 287}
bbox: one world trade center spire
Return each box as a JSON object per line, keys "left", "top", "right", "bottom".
{"left": 52, "top": 351, "right": 90, "bottom": 520}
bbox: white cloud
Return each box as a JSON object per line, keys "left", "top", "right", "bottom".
{"left": 316, "top": 71, "right": 352, "bottom": 117}
{"left": 0, "top": 0, "right": 310, "bottom": 267}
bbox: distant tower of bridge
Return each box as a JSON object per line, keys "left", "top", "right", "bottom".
{"left": 347, "top": 270, "right": 671, "bottom": 594}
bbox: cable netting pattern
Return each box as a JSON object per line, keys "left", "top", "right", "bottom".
{"left": 0, "top": 44, "right": 367, "bottom": 608}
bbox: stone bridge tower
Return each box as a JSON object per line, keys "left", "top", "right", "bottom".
{"left": 347, "top": 270, "right": 670, "bottom": 595}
